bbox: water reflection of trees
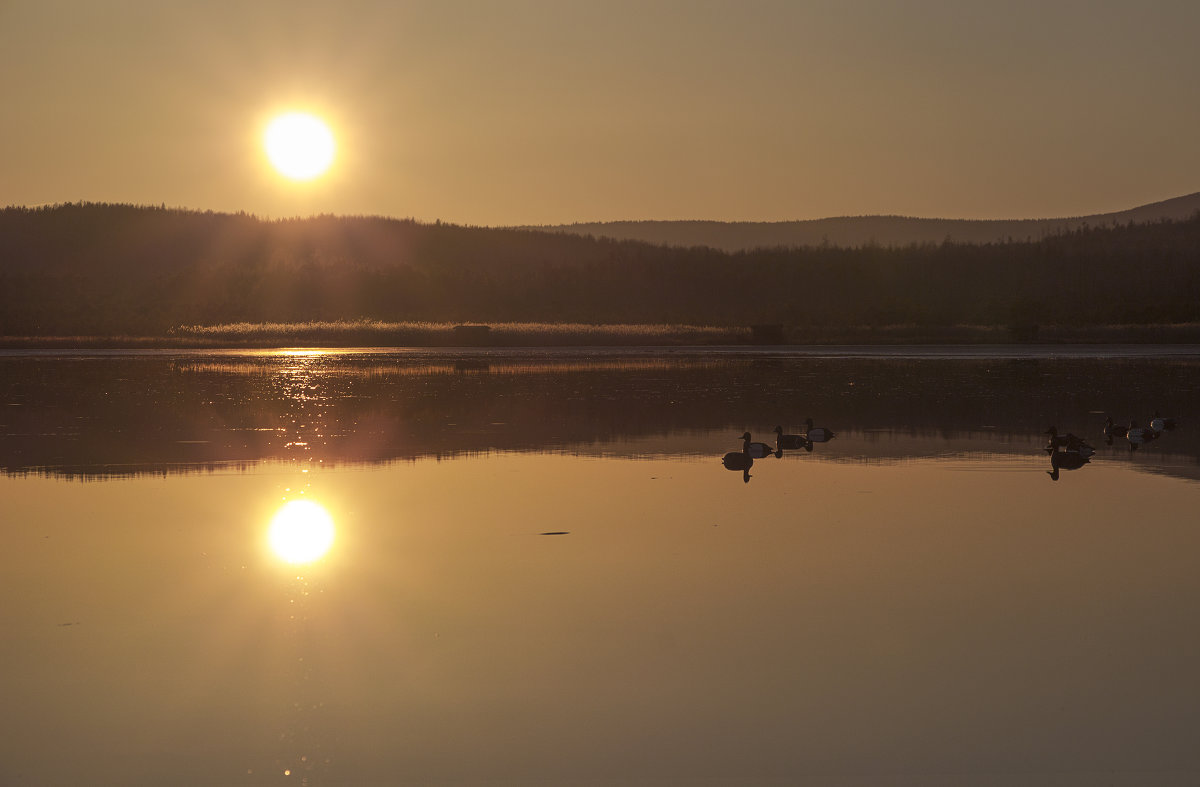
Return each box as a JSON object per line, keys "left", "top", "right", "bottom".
{"left": 2, "top": 353, "right": 1197, "bottom": 479}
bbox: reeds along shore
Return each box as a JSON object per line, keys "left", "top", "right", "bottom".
{"left": 5, "top": 321, "right": 1200, "bottom": 349}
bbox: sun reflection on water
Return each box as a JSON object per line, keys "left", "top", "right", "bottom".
{"left": 268, "top": 499, "right": 335, "bottom": 564}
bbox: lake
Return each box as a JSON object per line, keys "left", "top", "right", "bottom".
{"left": 3, "top": 347, "right": 1199, "bottom": 787}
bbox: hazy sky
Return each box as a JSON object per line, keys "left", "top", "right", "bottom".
{"left": 1, "top": 0, "right": 1197, "bottom": 224}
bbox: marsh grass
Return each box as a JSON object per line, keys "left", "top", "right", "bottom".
{"left": 166, "top": 320, "right": 747, "bottom": 347}
{"left": 5, "top": 320, "right": 1200, "bottom": 349}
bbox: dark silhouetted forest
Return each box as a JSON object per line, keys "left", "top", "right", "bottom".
{"left": 1, "top": 202, "right": 1199, "bottom": 336}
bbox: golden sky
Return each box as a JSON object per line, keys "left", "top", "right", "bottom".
{"left": 1, "top": 0, "right": 1197, "bottom": 224}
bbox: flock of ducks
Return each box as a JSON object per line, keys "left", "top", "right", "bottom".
{"left": 1102, "top": 412, "right": 1177, "bottom": 448}
{"left": 1046, "top": 411, "right": 1179, "bottom": 480}
{"left": 720, "top": 412, "right": 1180, "bottom": 483}
{"left": 721, "top": 418, "right": 836, "bottom": 482}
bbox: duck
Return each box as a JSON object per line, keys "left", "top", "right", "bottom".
{"left": 1125, "top": 419, "right": 1159, "bottom": 451}
{"left": 1150, "top": 411, "right": 1177, "bottom": 432}
{"left": 1102, "top": 416, "right": 1121, "bottom": 445}
{"left": 773, "top": 425, "right": 809, "bottom": 451}
{"left": 1045, "top": 426, "right": 1074, "bottom": 449}
{"left": 1068, "top": 440, "right": 1095, "bottom": 459}
{"left": 803, "top": 418, "right": 835, "bottom": 443}
{"left": 1046, "top": 426, "right": 1094, "bottom": 456}
{"left": 740, "top": 432, "right": 775, "bottom": 459}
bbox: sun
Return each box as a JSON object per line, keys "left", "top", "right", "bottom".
{"left": 268, "top": 499, "right": 336, "bottom": 564}
{"left": 263, "top": 112, "right": 336, "bottom": 181}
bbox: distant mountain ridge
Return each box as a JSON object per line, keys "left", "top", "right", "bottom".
{"left": 518, "top": 192, "right": 1200, "bottom": 251}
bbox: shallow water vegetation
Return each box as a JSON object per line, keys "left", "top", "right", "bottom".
{"left": 117, "top": 319, "right": 1200, "bottom": 347}
{"left": 6, "top": 320, "right": 1200, "bottom": 348}
{"left": 166, "top": 319, "right": 746, "bottom": 347}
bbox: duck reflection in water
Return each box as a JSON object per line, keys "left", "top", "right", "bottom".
{"left": 721, "top": 447, "right": 753, "bottom": 483}
{"left": 1046, "top": 446, "right": 1092, "bottom": 481}
{"left": 1044, "top": 425, "right": 1094, "bottom": 481}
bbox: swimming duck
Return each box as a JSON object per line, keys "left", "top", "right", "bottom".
{"left": 1046, "top": 426, "right": 1094, "bottom": 456}
{"left": 773, "top": 425, "right": 809, "bottom": 451}
{"left": 1150, "top": 411, "right": 1177, "bottom": 432}
{"left": 741, "top": 432, "right": 775, "bottom": 459}
{"left": 1102, "top": 416, "right": 1120, "bottom": 445}
{"left": 1070, "top": 441, "right": 1095, "bottom": 458}
{"left": 1045, "top": 426, "right": 1072, "bottom": 449}
{"left": 1125, "top": 419, "right": 1159, "bottom": 450}
{"left": 803, "top": 418, "right": 835, "bottom": 443}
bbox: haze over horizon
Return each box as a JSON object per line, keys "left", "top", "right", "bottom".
{"left": 2, "top": 0, "right": 1197, "bottom": 226}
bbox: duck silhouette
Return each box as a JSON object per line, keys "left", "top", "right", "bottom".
{"left": 803, "top": 418, "right": 835, "bottom": 443}
{"left": 1150, "top": 411, "right": 1177, "bottom": 432}
{"left": 1102, "top": 416, "right": 1121, "bottom": 446}
{"left": 1045, "top": 424, "right": 1094, "bottom": 454}
{"left": 773, "top": 425, "right": 809, "bottom": 451}
{"left": 1125, "top": 419, "right": 1160, "bottom": 452}
{"left": 740, "top": 432, "right": 776, "bottom": 458}
{"left": 1045, "top": 426, "right": 1081, "bottom": 450}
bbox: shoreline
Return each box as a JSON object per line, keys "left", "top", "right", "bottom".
{"left": 7, "top": 324, "right": 1200, "bottom": 351}
{"left": 4, "top": 342, "right": 1200, "bottom": 361}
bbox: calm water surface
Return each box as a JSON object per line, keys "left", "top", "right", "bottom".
{"left": 3, "top": 348, "right": 1199, "bottom": 786}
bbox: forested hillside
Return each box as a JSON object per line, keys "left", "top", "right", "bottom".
{"left": 524, "top": 192, "right": 1200, "bottom": 251}
{"left": 1, "top": 202, "right": 1199, "bottom": 336}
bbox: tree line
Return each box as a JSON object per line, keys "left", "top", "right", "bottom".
{"left": 522, "top": 192, "right": 1200, "bottom": 251}
{"left": 1, "top": 202, "right": 1198, "bottom": 335}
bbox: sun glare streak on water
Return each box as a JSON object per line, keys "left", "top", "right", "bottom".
{"left": 277, "top": 349, "right": 333, "bottom": 358}
{"left": 268, "top": 499, "right": 335, "bottom": 564}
